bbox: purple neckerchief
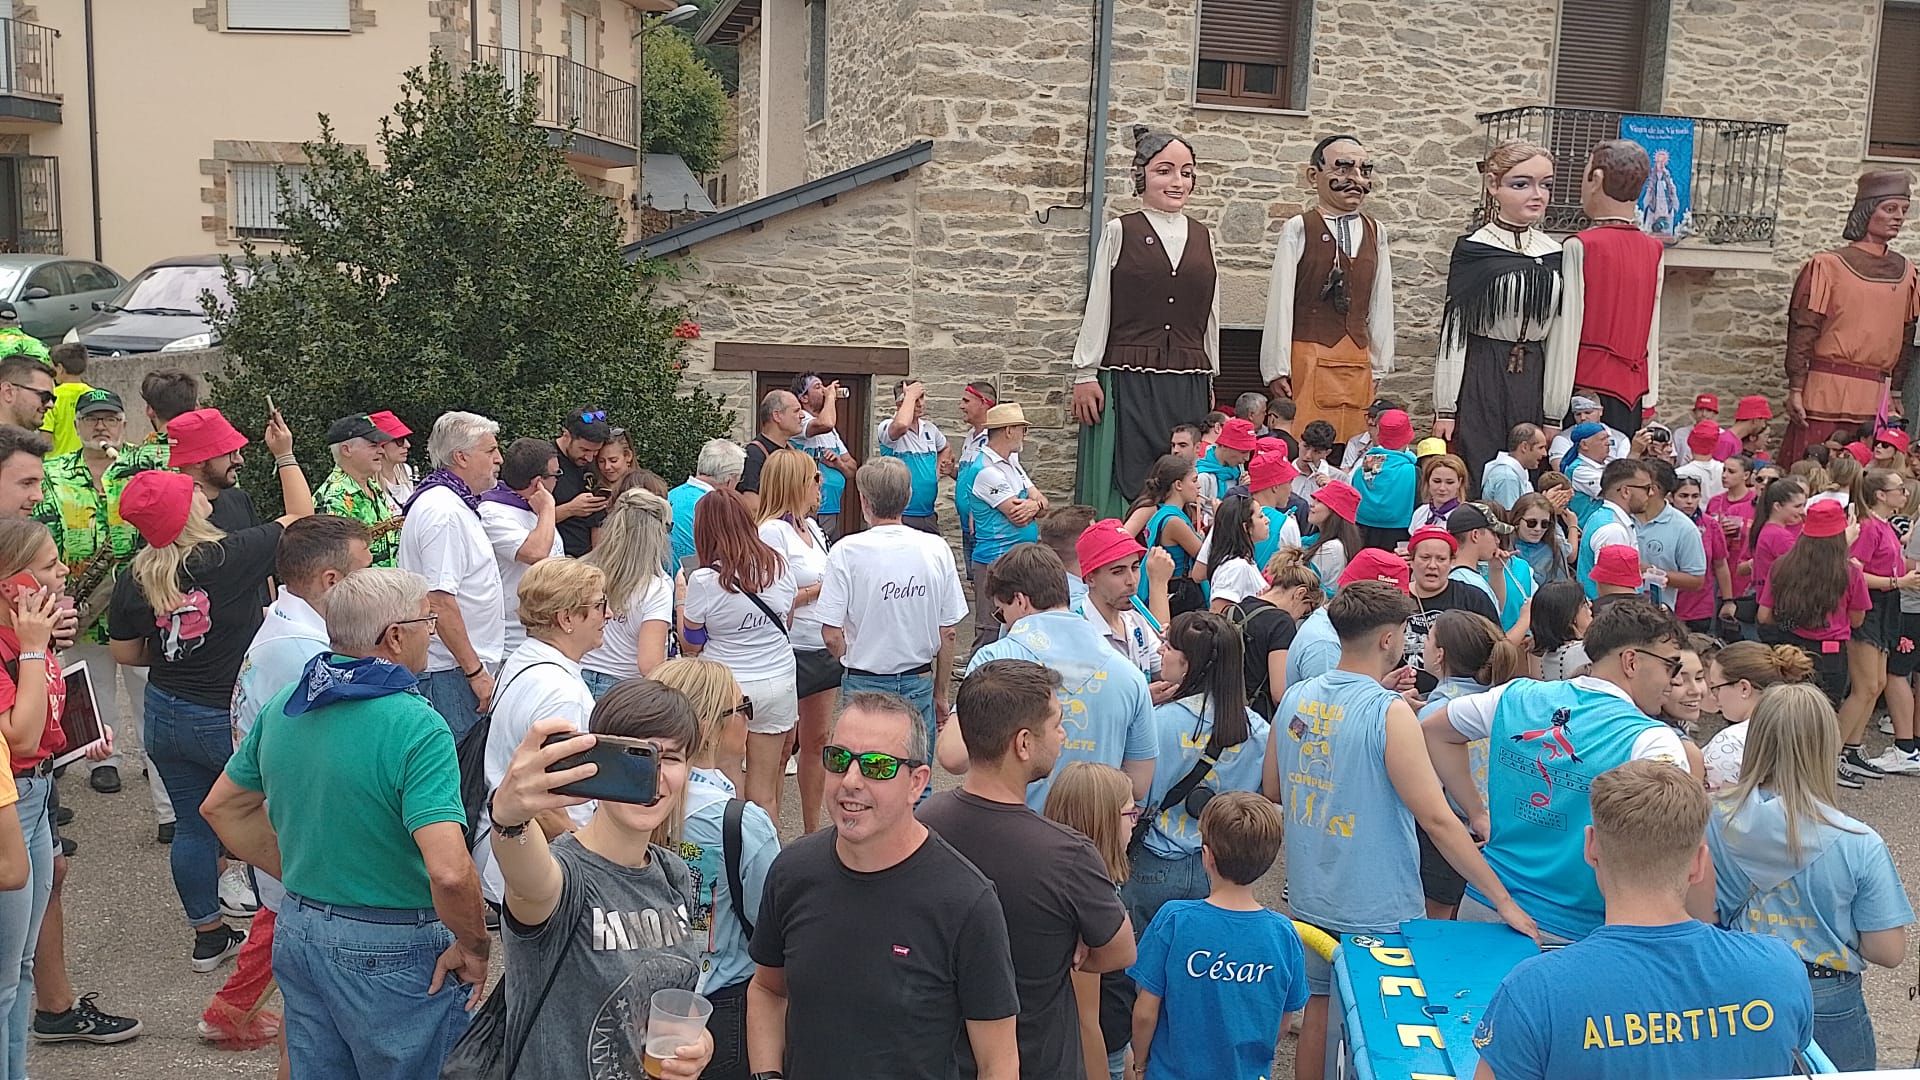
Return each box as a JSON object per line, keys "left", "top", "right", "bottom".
{"left": 478, "top": 484, "right": 532, "bottom": 512}
{"left": 403, "top": 468, "right": 480, "bottom": 515}
{"left": 1428, "top": 498, "right": 1461, "bottom": 519}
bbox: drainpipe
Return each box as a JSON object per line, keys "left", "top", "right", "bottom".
{"left": 81, "top": 0, "right": 102, "bottom": 261}
{"left": 1083, "top": 0, "right": 1114, "bottom": 277}
{"left": 469, "top": 0, "right": 478, "bottom": 61}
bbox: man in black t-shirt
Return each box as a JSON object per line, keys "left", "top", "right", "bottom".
{"left": 550, "top": 408, "right": 612, "bottom": 557}
{"left": 737, "top": 389, "right": 807, "bottom": 517}
{"left": 1404, "top": 526, "right": 1499, "bottom": 694}
{"left": 919, "top": 660, "right": 1133, "bottom": 1080}
{"left": 749, "top": 692, "right": 1019, "bottom": 1080}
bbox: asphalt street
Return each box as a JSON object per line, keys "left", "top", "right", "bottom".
{"left": 31, "top": 713, "right": 1920, "bottom": 1078}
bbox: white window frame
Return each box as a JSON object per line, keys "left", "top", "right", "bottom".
{"left": 229, "top": 162, "right": 313, "bottom": 240}
{"left": 226, "top": 0, "right": 352, "bottom": 32}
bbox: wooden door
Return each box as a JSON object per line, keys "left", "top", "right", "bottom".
{"left": 754, "top": 370, "right": 872, "bottom": 536}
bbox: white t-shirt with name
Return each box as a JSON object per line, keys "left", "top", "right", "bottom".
{"left": 478, "top": 499, "right": 564, "bottom": 657}
{"left": 758, "top": 517, "right": 831, "bottom": 651}
{"left": 815, "top": 523, "right": 970, "bottom": 674}
{"left": 399, "top": 485, "right": 505, "bottom": 671}
{"left": 580, "top": 573, "right": 673, "bottom": 680}
{"left": 684, "top": 564, "right": 798, "bottom": 683}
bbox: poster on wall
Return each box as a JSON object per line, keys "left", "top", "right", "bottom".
{"left": 1620, "top": 114, "right": 1695, "bottom": 242}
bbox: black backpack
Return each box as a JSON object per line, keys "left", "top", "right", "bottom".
{"left": 1223, "top": 598, "right": 1288, "bottom": 717}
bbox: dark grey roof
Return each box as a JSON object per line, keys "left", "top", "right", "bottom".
{"left": 626, "top": 140, "right": 932, "bottom": 261}
{"left": 640, "top": 154, "right": 717, "bottom": 214}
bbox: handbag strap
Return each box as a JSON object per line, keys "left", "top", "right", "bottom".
{"left": 503, "top": 907, "right": 574, "bottom": 1078}
{"left": 723, "top": 798, "right": 755, "bottom": 940}
{"left": 741, "top": 590, "right": 788, "bottom": 635}
{"left": 1129, "top": 749, "right": 1216, "bottom": 853}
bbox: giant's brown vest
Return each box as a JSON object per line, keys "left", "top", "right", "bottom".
{"left": 1102, "top": 211, "right": 1215, "bottom": 374}
{"left": 1292, "top": 208, "right": 1379, "bottom": 350}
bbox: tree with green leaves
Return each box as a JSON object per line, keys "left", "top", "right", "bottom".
{"left": 642, "top": 27, "right": 729, "bottom": 175}
{"left": 209, "top": 56, "right": 728, "bottom": 510}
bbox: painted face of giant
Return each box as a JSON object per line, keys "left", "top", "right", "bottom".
{"left": 1141, "top": 140, "right": 1196, "bottom": 213}
{"left": 1488, "top": 153, "right": 1554, "bottom": 227}
{"left": 1868, "top": 197, "right": 1910, "bottom": 243}
{"left": 1310, "top": 138, "right": 1374, "bottom": 214}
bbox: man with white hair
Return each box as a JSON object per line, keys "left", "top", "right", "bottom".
{"left": 202, "top": 567, "right": 487, "bottom": 1078}
{"left": 399, "top": 412, "right": 505, "bottom": 738}
{"left": 668, "top": 437, "right": 746, "bottom": 569}
{"left": 314, "top": 413, "right": 401, "bottom": 566}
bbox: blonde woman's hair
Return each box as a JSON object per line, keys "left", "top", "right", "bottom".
{"left": 1042, "top": 762, "right": 1134, "bottom": 884}
{"left": 1482, "top": 140, "right": 1553, "bottom": 183}
{"left": 1786, "top": 459, "right": 1829, "bottom": 496}
{"left": 1826, "top": 455, "right": 1866, "bottom": 507}
{"left": 130, "top": 500, "right": 226, "bottom": 615}
{"left": 518, "top": 558, "right": 607, "bottom": 634}
{"left": 1720, "top": 683, "right": 1860, "bottom": 861}
{"left": 1262, "top": 549, "right": 1324, "bottom": 611}
{"left": 649, "top": 656, "right": 742, "bottom": 762}
{"left": 0, "top": 519, "right": 51, "bottom": 579}
{"left": 755, "top": 448, "right": 821, "bottom": 527}
{"left": 1713, "top": 640, "right": 1814, "bottom": 688}
{"left": 584, "top": 487, "right": 672, "bottom": 619}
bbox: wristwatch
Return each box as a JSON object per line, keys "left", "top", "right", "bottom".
{"left": 489, "top": 802, "right": 531, "bottom": 840}
{"left": 750, "top": 1072, "right": 785, "bottom": 1080}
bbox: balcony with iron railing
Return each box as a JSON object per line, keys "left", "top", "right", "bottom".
{"left": 1479, "top": 106, "right": 1788, "bottom": 270}
{"left": 0, "top": 19, "right": 59, "bottom": 126}
{"left": 473, "top": 43, "right": 637, "bottom": 168}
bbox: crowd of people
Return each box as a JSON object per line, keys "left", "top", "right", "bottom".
{"left": 0, "top": 331, "right": 1913, "bottom": 1080}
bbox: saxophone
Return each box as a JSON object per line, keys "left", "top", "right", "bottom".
{"left": 69, "top": 442, "right": 130, "bottom": 628}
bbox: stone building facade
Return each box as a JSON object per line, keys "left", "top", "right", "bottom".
{"left": 647, "top": 0, "right": 1916, "bottom": 505}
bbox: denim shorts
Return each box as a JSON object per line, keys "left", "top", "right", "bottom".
{"left": 1119, "top": 849, "right": 1207, "bottom": 937}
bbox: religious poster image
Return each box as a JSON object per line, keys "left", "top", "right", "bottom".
{"left": 1620, "top": 114, "right": 1694, "bottom": 241}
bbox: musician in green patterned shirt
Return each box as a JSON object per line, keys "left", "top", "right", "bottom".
{"left": 115, "top": 367, "right": 205, "bottom": 475}
{"left": 313, "top": 413, "right": 402, "bottom": 566}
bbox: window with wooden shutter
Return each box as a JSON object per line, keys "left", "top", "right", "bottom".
{"left": 226, "top": 0, "right": 351, "bottom": 32}
{"left": 1195, "top": 0, "right": 1298, "bottom": 110}
{"left": 1871, "top": 2, "right": 1920, "bottom": 159}
{"left": 1552, "top": 0, "right": 1656, "bottom": 111}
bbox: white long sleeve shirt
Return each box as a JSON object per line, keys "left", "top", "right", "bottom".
{"left": 1432, "top": 224, "right": 1577, "bottom": 420}
{"left": 1259, "top": 211, "right": 1396, "bottom": 384}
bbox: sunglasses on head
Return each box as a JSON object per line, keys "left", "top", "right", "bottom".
{"left": 822, "top": 744, "right": 923, "bottom": 780}
{"left": 579, "top": 409, "right": 608, "bottom": 424}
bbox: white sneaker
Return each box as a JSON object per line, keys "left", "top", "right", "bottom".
{"left": 1874, "top": 746, "right": 1920, "bottom": 774}
{"left": 218, "top": 865, "right": 259, "bottom": 920}
{"left": 1879, "top": 715, "right": 1896, "bottom": 736}
{"left": 783, "top": 756, "right": 798, "bottom": 777}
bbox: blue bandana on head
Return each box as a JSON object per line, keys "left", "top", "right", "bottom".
{"left": 284, "top": 653, "right": 420, "bottom": 716}
{"left": 1560, "top": 421, "right": 1607, "bottom": 473}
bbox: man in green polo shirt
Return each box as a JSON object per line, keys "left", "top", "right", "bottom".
{"left": 313, "top": 413, "right": 402, "bottom": 567}
{"left": 201, "top": 567, "right": 489, "bottom": 1077}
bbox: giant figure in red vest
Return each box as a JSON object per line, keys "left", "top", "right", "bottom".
{"left": 1562, "top": 139, "right": 1665, "bottom": 437}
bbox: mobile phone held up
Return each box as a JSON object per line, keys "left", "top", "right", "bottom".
{"left": 542, "top": 732, "right": 661, "bottom": 805}
{"left": 2, "top": 571, "right": 40, "bottom": 601}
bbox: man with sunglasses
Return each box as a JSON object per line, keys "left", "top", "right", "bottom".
{"left": 1422, "top": 599, "right": 1705, "bottom": 945}
{"left": 0, "top": 354, "right": 53, "bottom": 431}
{"left": 749, "top": 691, "right": 1020, "bottom": 1080}
{"left": 1575, "top": 457, "right": 1652, "bottom": 601}
{"left": 551, "top": 408, "right": 612, "bottom": 557}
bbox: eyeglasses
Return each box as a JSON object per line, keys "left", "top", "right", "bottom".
{"left": 721, "top": 698, "right": 754, "bottom": 723}
{"left": 388, "top": 613, "right": 439, "bottom": 634}
{"left": 579, "top": 409, "right": 608, "bottom": 424}
{"left": 5, "top": 383, "right": 53, "bottom": 407}
{"left": 1519, "top": 517, "right": 1550, "bottom": 528}
{"left": 1636, "top": 649, "right": 1685, "bottom": 678}
{"left": 822, "top": 744, "right": 924, "bottom": 780}
{"left": 1121, "top": 805, "right": 1142, "bottom": 822}
{"left": 542, "top": 471, "right": 562, "bottom": 481}
{"left": 586, "top": 596, "right": 610, "bottom": 614}
{"left": 1706, "top": 680, "right": 1743, "bottom": 694}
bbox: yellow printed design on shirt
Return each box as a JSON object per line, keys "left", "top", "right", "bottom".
{"left": 1285, "top": 698, "right": 1351, "bottom": 838}
{"left": 1580, "top": 1000, "right": 1778, "bottom": 1051}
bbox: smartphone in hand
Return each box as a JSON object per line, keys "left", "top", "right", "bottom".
{"left": 542, "top": 733, "right": 660, "bottom": 805}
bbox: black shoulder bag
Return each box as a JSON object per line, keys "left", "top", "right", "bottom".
{"left": 723, "top": 797, "right": 755, "bottom": 939}
{"left": 1127, "top": 748, "right": 1217, "bottom": 857}
{"left": 1151, "top": 514, "right": 1208, "bottom": 617}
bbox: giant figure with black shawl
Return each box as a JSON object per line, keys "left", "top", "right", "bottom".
{"left": 1432, "top": 140, "right": 1578, "bottom": 485}
{"left": 1072, "top": 126, "right": 1220, "bottom": 517}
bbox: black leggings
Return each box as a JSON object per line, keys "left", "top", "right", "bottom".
{"left": 1760, "top": 626, "right": 1850, "bottom": 708}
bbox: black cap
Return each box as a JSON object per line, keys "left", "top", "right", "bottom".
{"left": 1367, "top": 397, "right": 1398, "bottom": 417}
{"left": 1446, "top": 501, "right": 1513, "bottom": 537}
{"left": 73, "top": 389, "right": 124, "bottom": 417}
{"left": 325, "top": 413, "right": 393, "bottom": 446}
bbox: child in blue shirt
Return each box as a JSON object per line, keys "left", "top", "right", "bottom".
{"left": 1127, "top": 791, "right": 1305, "bottom": 1080}
{"left": 1352, "top": 408, "right": 1417, "bottom": 549}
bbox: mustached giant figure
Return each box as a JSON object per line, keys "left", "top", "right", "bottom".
{"left": 1261, "top": 134, "right": 1396, "bottom": 444}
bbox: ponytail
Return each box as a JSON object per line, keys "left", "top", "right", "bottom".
{"left": 1165, "top": 611, "right": 1250, "bottom": 752}
{"left": 1428, "top": 610, "right": 1516, "bottom": 685}
{"left": 1131, "top": 454, "right": 1196, "bottom": 515}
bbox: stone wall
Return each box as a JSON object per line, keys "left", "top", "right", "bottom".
{"left": 804, "top": 0, "right": 918, "bottom": 178}
{"left": 737, "top": 29, "right": 762, "bottom": 202}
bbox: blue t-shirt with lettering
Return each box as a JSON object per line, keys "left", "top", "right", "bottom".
{"left": 1472, "top": 921, "right": 1812, "bottom": 1080}
{"left": 1128, "top": 899, "right": 1307, "bottom": 1080}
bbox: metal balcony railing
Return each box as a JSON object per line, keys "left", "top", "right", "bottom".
{"left": 474, "top": 43, "right": 637, "bottom": 151}
{"left": 0, "top": 19, "right": 57, "bottom": 101}
{"left": 0, "top": 155, "right": 61, "bottom": 253}
{"left": 1478, "top": 105, "right": 1788, "bottom": 245}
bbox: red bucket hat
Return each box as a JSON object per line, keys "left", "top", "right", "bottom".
{"left": 1376, "top": 410, "right": 1415, "bottom": 451}
{"left": 166, "top": 408, "right": 247, "bottom": 468}
{"left": 1692, "top": 393, "right": 1719, "bottom": 414}
{"left": 1734, "top": 395, "right": 1773, "bottom": 422}
{"left": 1336, "top": 547, "right": 1411, "bottom": 592}
{"left": 1216, "top": 418, "right": 1259, "bottom": 453}
{"left": 1686, "top": 420, "right": 1722, "bottom": 457}
{"left": 1248, "top": 451, "right": 1298, "bottom": 494}
{"left": 1803, "top": 500, "right": 1849, "bottom": 539}
{"left": 369, "top": 410, "right": 413, "bottom": 439}
{"left": 120, "top": 470, "right": 196, "bottom": 547}
{"left": 1312, "top": 479, "right": 1361, "bottom": 524}
{"left": 1076, "top": 519, "right": 1147, "bottom": 577}
{"left": 1591, "top": 545, "right": 1644, "bottom": 589}
{"left": 1408, "top": 525, "right": 1458, "bottom": 555}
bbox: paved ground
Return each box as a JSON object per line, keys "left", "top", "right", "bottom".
{"left": 31, "top": 713, "right": 1920, "bottom": 1078}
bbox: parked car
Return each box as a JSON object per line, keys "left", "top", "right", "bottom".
{"left": 64, "top": 255, "right": 250, "bottom": 356}
{"left": 0, "top": 255, "right": 126, "bottom": 345}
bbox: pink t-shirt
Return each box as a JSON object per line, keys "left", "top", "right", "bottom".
{"left": 1713, "top": 430, "right": 1742, "bottom": 461}
{"left": 1760, "top": 562, "right": 1869, "bottom": 643}
{"left": 1851, "top": 516, "right": 1904, "bottom": 580}
{"left": 1674, "top": 514, "right": 1730, "bottom": 622}
{"left": 1749, "top": 521, "right": 1799, "bottom": 594}
{"left": 1707, "top": 489, "right": 1758, "bottom": 595}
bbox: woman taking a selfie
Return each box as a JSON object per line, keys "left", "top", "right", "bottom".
{"left": 489, "top": 679, "right": 714, "bottom": 1080}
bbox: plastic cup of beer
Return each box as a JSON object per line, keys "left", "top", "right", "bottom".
{"left": 642, "top": 988, "right": 712, "bottom": 1077}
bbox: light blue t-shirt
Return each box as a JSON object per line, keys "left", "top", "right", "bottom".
{"left": 967, "top": 608, "right": 1157, "bottom": 811}
{"left": 1127, "top": 900, "right": 1308, "bottom": 1080}
{"left": 1481, "top": 453, "right": 1530, "bottom": 511}
{"left": 679, "top": 769, "right": 779, "bottom": 994}
{"left": 1708, "top": 788, "right": 1914, "bottom": 974}
{"left": 1473, "top": 921, "right": 1813, "bottom": 1080}
{"left": 1274, "top": 669, "right": 1422, "bottom": 933}
{"left": 1449, "top": 557, "right": 1537, "bottom": 633}
{"left": 1065, "top": 573, "right": 1089, "bottom": 611}
{"left": 955, "top": 452, "right": 986, "bottom": 541}
{"left": 877, "top": 418, "right": 946, "bottom": 518}
{"left": 1284, "top": 607, "right": 1340, "bottom": 687}
{"left": 1141, "top": 696, "right": 1271, "bottom": 859}
{"left": 1636, "top": 502, "right": 1707, "bottom": 608}
{"left": 970, "top": 448, "right": 1039, "bottom": 565}
{"left": 1576, "top": 500, "right": 1638, "bottom": 600}
{"left": 667, "top": 477, "right": 712, "bottom": 570}
{"left": 791, "top": 419, "right": 848, "bottom": 515}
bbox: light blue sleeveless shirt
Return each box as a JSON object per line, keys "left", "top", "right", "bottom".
{"left": 1136, "top": 504, "right": 1195, "bottom": 604}
{"left": 1576, "top": 501, "right": 1636, "bottom": 600}
{"left": 1467, "top": 678, "right": 1665, "bottom": 940}
{"left": 1276, "top": 669, "right": 1423, "bottom": 933}
{"left": 1142, "top": 696, "right": 1271, "bottom": 859}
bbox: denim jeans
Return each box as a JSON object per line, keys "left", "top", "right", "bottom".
{"left": 702, "top": 978, "right": 749, "bottom": 1080}
{"left": 145, "top": 684, "right": 236, "bottom": 926}
{"left": 580, "top": 667, "right": 622, "bottom": 701}
{"left": 1120, "top": 848, "right": 1207, "bottom": 936}
{"left": 274, "top": 896, "right": 471, "bottom": 1079}
{"left": 1810, "top": 970, "right": 1874, "bottom": 1072}
{"left": 0, "top": 777, "right": 51, "bottom": 1080}
{"left": 417, "top": 668, "right": 484, "bottom": 741}
{"left": 839, "top": 671, "right": 935, "bottom": 803}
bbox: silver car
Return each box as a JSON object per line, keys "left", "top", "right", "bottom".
{"left": 0, "top": 254, "right": 126, "bottom": 344}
